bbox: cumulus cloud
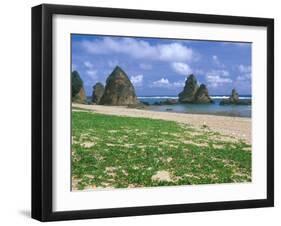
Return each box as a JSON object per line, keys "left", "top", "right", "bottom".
{"left": 150, "top": 78, "right": 185, "bottom": 88}
{"left": 171, "top": 62, "right": 192, "bottom": 75}
{"left": 83, "top": 61, "right": 97, "bottom": 79}
{"left": 206, "top": 70, "right": 232, "bottom": 87}
{"left": 83, "top": 61, "right": 93, "bottom": 69}
{"left": 130, "top": 74, "right": 143, "bottom": 87}
{"left": 236, "top": 64, "right": 251, "bottom": 82}
{"left": 212, "top": 55, "right": 225, "bottom": 68}
{"left": 151, "top": 78, "right": 170, "bottom": 87}
{"left": 82, "top": 37, "right": 193, "bottom": 62}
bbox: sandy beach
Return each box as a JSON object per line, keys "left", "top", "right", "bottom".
{"left": 72, "top": 103, "right": 251, "bottom": 144}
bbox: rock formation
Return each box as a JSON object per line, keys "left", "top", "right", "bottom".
{"left": 194, "top": 84, "right": 213, "bottom": 104}
{"left": 71, "top": 70, "right": 86, "bottom": 103}
{"left": 220, "top": 88, "right": 251, "bottom": 105}
{"left": 178, "top": 74, "right": 212, "bottom": 104}
{"left": 92, "top": 82, "right": 104, "bottom": 104}
{"left": 229, "top": 89, "right": 239, "bottom": 102}
{"left": 99, "top": 66, "right": 139, "bottom": 106}
{"left": 153, "top": 99, "right": 178, "bottom": 105}
{"left": 178, "top": 74, "right": 199, "bottom": 103}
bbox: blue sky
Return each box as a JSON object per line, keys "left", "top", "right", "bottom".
{"left": 72, "top": 34, "right": 252, "bottom": 96}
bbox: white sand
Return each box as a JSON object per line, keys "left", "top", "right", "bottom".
{"left": 73, "top": 103, "right": 251, "bottom": 144}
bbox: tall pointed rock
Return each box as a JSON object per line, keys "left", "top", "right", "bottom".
{"left": 178, "top": 74, "right": 199, "bottom": 103}
{"left": 99, "top": 66, "right": 139, "bottom": 105}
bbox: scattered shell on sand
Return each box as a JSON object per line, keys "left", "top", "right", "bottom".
{"left": 151, "top": 170, "right": 172, "bottom": 182}
{"left": 81, "top": 142, "right": 96, "bottom": 148}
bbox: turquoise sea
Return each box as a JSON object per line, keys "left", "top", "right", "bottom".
{"left": 138, "top": 95, "right": 252, "bottom": 118}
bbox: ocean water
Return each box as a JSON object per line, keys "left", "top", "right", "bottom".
{"left": 138, "top": 95, "right": 252, "bottom": 118}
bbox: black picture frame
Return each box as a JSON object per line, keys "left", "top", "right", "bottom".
{"left": 32, "top": 3, "right": 274, "bottom": 222}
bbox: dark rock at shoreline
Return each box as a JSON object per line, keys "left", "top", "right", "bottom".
{"left": 194, "top": 84, "right": 213, "bottom": 104}
{"left": 178, "top": 74, "right": 212, "bottom": 104}
{"left": 220, "top": 99, "right": 251, "bottom": 105}
{"left": 178, "top": 74, "right": 199, "bottom": 103}
{"left": 153, "top": 98, "right": 178, "bottom": 106}
{"left": 127, "top": 102, "right": 148, "bottom": 109}
{"left": 161, "top": 98, "right": 178, "bottom": 105}
{"left": 99, "top": 66, "right": 139, "bottom": 106}
{"left": 92, "top": 82, "right": 104, "bottom": 104}
{"left": 140, "top": 101, "right": 150, "bottom": 106}
{"left": 220, "top": 89, "right": 251, "bottom": 105}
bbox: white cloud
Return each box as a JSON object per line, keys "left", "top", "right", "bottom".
{"left": 236, "top": 65, "right": 251, "bottom": 82}
{"left": 82, "top": 37, "right": 193, "bottom": 62}
{"left": 83, "top": 61, "right": 98, "bottom": 79}
{"left": 172, "top": 81, "right": 185, "bottom": 88}
{"left": 139, "top": 63, "right": 152, "bottom": 70}
{"left": 206, "top": 70, "right": 232, "bottom": 87}
{"left": 151, "top": 78, "right": 170, "bottom": 87}
{"left": 212, "top": 55, "right": 225, "bottom": 68}
{"left": 130, "top": 74, "right": 143, "bottom": 87}
{"left": 83, "top": 61, "right": 94, "bottom": 69}
{"left": 238, "top": 64, "right": 251, "bottom": 73}
{"left": 150, "top": 78, "right": 185, "bottom": 88}
{"left": 86, "top": 70, "right": 98, "bottom": 79}
{"left": 171, "top": 62, "right": 192, "bottom": 75}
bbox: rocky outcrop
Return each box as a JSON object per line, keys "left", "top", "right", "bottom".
{"left": 178, "top": 74, "right": 212, "bottom": 104}
{"left": 99, "top": 66, "right": 139, "bottom": 106}
{"left": 194, "top": 84, "right": 213, "bottom": 104}
{"left": 92, "top": 82, "right": 104, "bottom": 104}
{"left": 153, "top": 99, "right": 178, "bottom": 105}
{"left": 74, "top": 87, "right": 86, "bottom": 103}
{"left": 72, "top": 70, "right": 86, "bottom": 103}
{"left": 178, "top": 74, "right": 199, "bottom": 103}
{"left": 229, "top": 89, "right": 239, "bottom": 102}
{"left": 220, "top": 89, "right": 251, "bottom": 105}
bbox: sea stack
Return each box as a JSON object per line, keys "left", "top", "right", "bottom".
{"left": 229, "top": 88, "right": 239, "bottom": 102}
{"left": 178, "top": 74, "right": 199, "bottom": 103}
{"left": 178, "top": 74, "right": 212, "bottom": 104}
{"left": 194, "top": 84, "right": 213, "bottom": 104}
{"left": 220, "top": 88, "right": 251, "bottom": 105}
{"left": 99, "top": 66, "right": 139, "bottom": 106}
{"left": 92, "top": 82, "right": 104, "bottom": 104}
{"left": 71, "top": 70, "right": 86, "bottom": 103}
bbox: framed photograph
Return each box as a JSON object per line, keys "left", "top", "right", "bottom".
{"left": 32, "top": 4, "right": 274, "bottom": 221}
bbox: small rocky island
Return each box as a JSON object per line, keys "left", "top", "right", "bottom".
{"left": 178, "top": 74, "right": 213, "bottom": 104}
{"left": 220, "top": 89, "right": 251, "bottom": 105}
{"left": 99, "top": 66, "right": 140, "bottom": 106}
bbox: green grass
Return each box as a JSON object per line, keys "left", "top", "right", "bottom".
{"left": 71, "top": 110, "right": 251, "bottom": 190}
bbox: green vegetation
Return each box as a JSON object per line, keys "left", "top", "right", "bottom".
{"left": 71, "top": 71, "right": 83, "bottom": 99}
{"left": 72, "top": 110, "right": 251, "bottom": 190}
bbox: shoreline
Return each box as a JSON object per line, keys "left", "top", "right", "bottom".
{"left": 72, "top": 103, "right": 252, "bottom": 144}
{"left": 147, "top": 106, "right": 251, "bottom": 118}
